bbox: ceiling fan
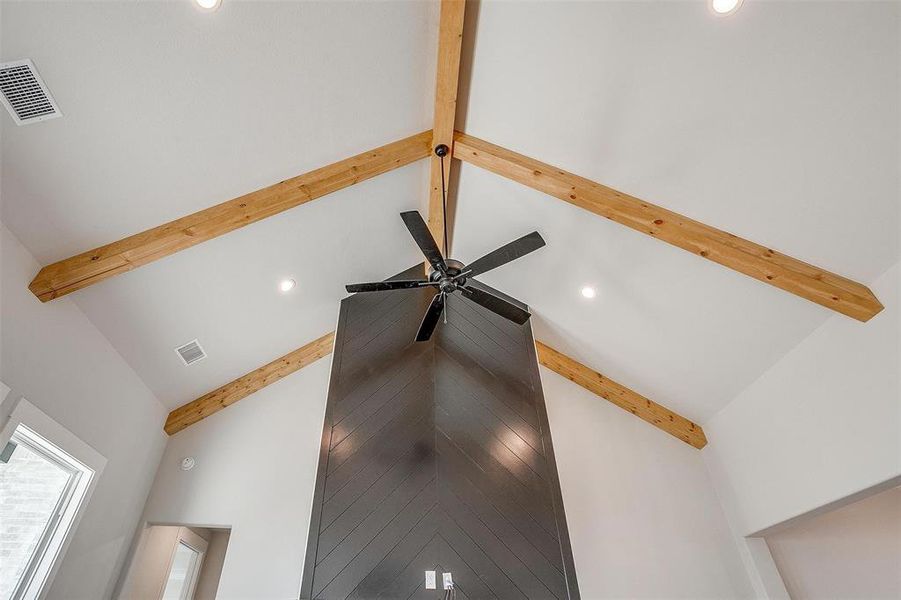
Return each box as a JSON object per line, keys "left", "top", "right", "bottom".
{"left": 345, "top": 210, "right": 546, "bottom": 342}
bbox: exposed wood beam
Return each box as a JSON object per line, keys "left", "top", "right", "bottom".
{"left": 30, "top": 132, "right": 433, "bottom": 302}
{"left": 536, "top": 341, "right": 707, "bottom": 449}
{"left": 164, "top": 332, "right": 334, "bottom": 435}
{"left": 164, "top": 329, "right": 705, "bottom": 448}
{"left": 454, "top": 132, "right": 883, "bottom": 322}
{"left": 427, "top": 0, "right": 466, "bottom": 254}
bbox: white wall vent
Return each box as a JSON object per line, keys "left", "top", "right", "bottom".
{"left": 175, "top": 339, "right": 207, "bottom": 366}
{"left": 0, "top": 59, "right": 62, "bottom": 125}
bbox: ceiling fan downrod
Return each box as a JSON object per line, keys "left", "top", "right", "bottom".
{"left": 435, "top": 143, "right": 450, "bottom": 256}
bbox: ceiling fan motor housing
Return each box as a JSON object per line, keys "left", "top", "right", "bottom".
{"left": 429, "top": 258, "right": 466, "bottom": 286}
{"left": 345, "top": 211, "right": 542, "bottom": 341}
{"left": 431, "top": 259, "right": 466, "bottom": 293}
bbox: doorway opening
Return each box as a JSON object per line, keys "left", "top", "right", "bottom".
{"left": 118, "top": 524, "right": 231, "bottom": 600}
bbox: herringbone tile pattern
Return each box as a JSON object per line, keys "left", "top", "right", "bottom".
{"left": 301, "top": 269, "right": 579, "bottom": 600}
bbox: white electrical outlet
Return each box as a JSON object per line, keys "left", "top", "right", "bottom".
{"left": 442, "top": 572, "right": 453, "bottom": 590}
{"left": 425, "top": 571, "right": 436, "bottom": 590}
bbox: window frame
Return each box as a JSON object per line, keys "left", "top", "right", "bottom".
{"left": 0, "top": 396, "right": 106, "bottom": 600}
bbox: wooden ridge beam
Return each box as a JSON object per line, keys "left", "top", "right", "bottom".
{"left": 453, "top": 131, "right": 883, "bottom": 322}
{"left": 536, "top": 341, "right": 707, "bottom": 449}
{"left": 30, "top": 131, "right": 433, "bottom": 302}
{"left": 427, "top": 0, "right": 466, "bottom": 253}
{"left": 164, "top": 332, "right": 335, "bottom": 435}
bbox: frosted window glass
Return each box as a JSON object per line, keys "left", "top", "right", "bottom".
{"left": 161, "top": 542, "right": 200, "bottom": 600}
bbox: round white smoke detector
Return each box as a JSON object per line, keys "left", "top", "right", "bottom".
{"left": 181, "top": 457, "right": 196, "bottom": 471}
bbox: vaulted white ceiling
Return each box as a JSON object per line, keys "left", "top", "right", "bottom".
{"left": 3, "top": 1, "right": 898, "bottom": 423}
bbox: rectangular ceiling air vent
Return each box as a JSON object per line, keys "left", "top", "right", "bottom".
{"left": 0, "top": 59, "right": 62, "bottom": 125}
{"left": 175, "top": 339, "right": 207, "bottom": 366}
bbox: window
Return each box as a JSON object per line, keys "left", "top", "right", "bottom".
{"left": 161, "top": 540, "right": 205, "bottom": 600}
{"left": 0, "top": 397, "right": 105, "bottom": 600}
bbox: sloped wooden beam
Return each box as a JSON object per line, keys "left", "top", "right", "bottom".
{"left": 164, "top": 332, "right": 334, "bottom": 435}
{"left": 536, "top": 341, "right": 707, "bottom": 449}
{"left": 454, "top": 132, "right": 883, "bottom": 322}
{"left": 30, "top": 132, "right": 433, "bottom": 302}
{"left": 164, "top": 329, "right": 705, "bottom": 447}
{"left": 427, "top": 0, "right": 466, "bottom": 253}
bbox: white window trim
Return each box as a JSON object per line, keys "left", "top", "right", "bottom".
{"left": 1, "top": 396, "right": 107, "bottom": 600}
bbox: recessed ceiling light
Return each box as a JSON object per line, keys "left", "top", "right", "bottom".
{"left": 279, "top": 278, "right": 296, "bottom": 293}
{"left": 581, "top": 286, "right": 597, "bottom": 299}
{"left": 194, "top": 0, "right": 221, "bottom": 11}
{"left": 710, "top": 0, "right": 742, "bottom": 16}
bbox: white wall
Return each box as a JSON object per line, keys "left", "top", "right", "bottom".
{"left": 703, "top": 263, "right": 900, "bottom": 537}
{"left": 540, "top": 366, "right": 754, "bottom": 599}
{"left": 765, "top": 485, "right": 901, "bottom": 600}
{"left": 135, "top": 344, "right": 754, "bottom": 599}
{"left": 0, "top": 225, "right": 169, "bottom": 599}
{"left": 136, "top": 357, "right": 331, "bottom": 599}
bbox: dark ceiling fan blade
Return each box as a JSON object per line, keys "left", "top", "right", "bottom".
{"left": 346, "top": 280, "right": 434, "bottom": 293}
{"left": 400, "top": 211, "right": 447, "bottom": 275}
{"left": 464, "top": 231, "right": 546, "bottom": 278}
{"left": 460, "top": 285, "right": 531, "bottom": 325}
{"left": 415, "top": 292, "right": 446, "bottom": 342}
